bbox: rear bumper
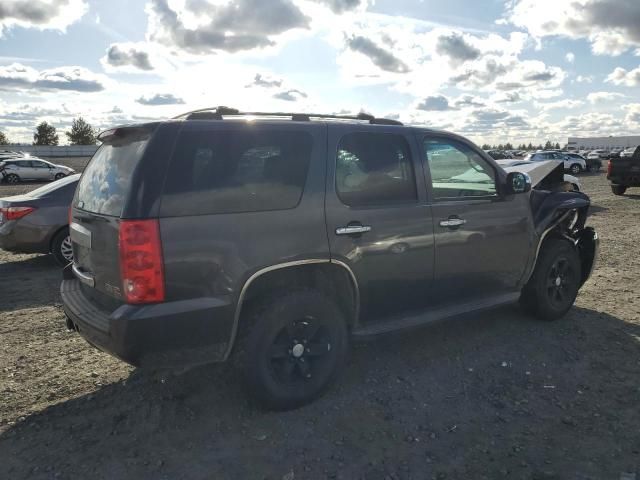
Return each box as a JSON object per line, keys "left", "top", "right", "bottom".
{"left": 61, "top": 279, "right": 236, "bottom": 368}
{"left": 607, "top": 174, "right": 640, "bottom": 186}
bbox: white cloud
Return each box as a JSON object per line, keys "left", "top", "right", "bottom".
{"left": 0, "top": 63, "right": 107, "bottom": 92}
{"left": 606, "top": 66, "right": 640, "bottom": 87}
{"left": 136, "top": 93, "right": 185, "bottom": 105}
{"left": 0, "top": 0, "right": 87, "bottom": 36}
{"left": 536, "top": 99, "right": 583, "bottom": 111}
{"left": 565, "top": 52, "right": 575, "bottom": 63}
{"left": 503, "top": 0, "right": 640, "bottom": 56}
{"left": 146, "top": 0, "right": 311, "bottom": 54}
{"left": 416, "top": 95, "right": 454, "bottom": 111}
{"left": 102, "top": 43, "right": 154, "bottom": 72}
{"left": 623, "top": 103, "right": 640, "bottom": 124}
{"left": 576, "top": 75, "right": 594, "bottom": 84}
{"left": 587, "top": 91, "right": 625, "bottom": 104}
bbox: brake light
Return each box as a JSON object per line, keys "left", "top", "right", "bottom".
{"left": 119, "top": 219, "right": 165, "bottom": 304}
{"left": 607, "top": 160, "right": 612, "bottom": 176}
{"left": 0, "top": 206, "right": 35, "bottom": 221}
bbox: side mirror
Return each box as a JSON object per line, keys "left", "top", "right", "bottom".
{"left": 505, "top": 171, "right": 531, "bottom": 194}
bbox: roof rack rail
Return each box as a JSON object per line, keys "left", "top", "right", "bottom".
{"left": 173, "top": 106, "right": 403, "bottom": 126}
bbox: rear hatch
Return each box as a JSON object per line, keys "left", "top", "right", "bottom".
{"left": 70, "top": 126, "right": 153, "bottom": 309}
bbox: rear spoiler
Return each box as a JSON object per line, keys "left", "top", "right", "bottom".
{"left": 97, "top": 124, "right": 158, "bottom": 143}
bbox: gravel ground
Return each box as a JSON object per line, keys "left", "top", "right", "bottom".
{"left": 0, "top": 169, "right": 639, "bottom": 480}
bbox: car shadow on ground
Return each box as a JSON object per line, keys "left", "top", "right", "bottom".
{"left": 588, "top": 204, "right": 609, "bottom": 215}
{"left": 0, "top": 254, "right": 61, "bottom": 312}
{"left": 1, "top": 306, "right": 639, "bottom": 479}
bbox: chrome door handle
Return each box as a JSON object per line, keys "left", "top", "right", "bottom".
{"left": 439, "top": 218, "right": 466, "bottom": 228}
{"left": 336, "top": 225, "right": 372, "bottom": 235}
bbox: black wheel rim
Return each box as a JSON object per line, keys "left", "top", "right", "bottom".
{"left": 546, "top": 257, "right": 575, "bottom": 309}
{"left": 7, "top": 175, "right": 17, "bottom": 184}
{"left": 267, "top": 316, "right": 333, "bottom": 386}
{"left": 571, "top": 165, "right": 580, "bottom": 174}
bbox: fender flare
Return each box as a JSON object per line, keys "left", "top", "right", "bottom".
{"left": 223, "top": 259, "right": 360, "bottom": 360}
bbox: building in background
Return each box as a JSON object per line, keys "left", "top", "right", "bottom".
{"left": 567, "top": 135, "right": 640, "bottom": 151}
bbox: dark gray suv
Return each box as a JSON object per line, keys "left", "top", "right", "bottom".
{"left": 62, "top": 108, "right": 598, "bottom": 409}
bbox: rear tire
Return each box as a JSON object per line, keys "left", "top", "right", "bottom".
{"left": 237, "top": 290, "right": 349, "bottom": 410}
{"left": 611, "top": 185, "right": 627, "bottom": 196}
{"left": 51, "top": 228, "right": 73, "bottom": 266}
{"left": 520, "top": 239, "right": 581, "bottom": 321}
{"left": 5, "top": 173, "right": 19, "bottom": 184}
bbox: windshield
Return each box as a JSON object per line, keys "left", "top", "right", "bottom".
{"left": 75, "top": 130, "right": 150, "bottom": 216}
{"left": 28, "top": 174, "right": 80, "bottom": 198}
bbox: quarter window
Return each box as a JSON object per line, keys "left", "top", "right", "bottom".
{"left": 161, "top": 130, "right": 313, "bottom": 216}
{"left": 336, "top": 133, "right": 417, "bottom": 207}
{"left": 424, "top": 138, "right": 497, "bottom": 199}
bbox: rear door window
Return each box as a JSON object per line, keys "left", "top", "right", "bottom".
{"left": 335, "top": 132, "right": 417, "bottom": 207}
{"left": 160, "top": 129, "right": 313, "bottom": 216}
{"left": 75, "top": 130, "right": 150, "bottom": 216}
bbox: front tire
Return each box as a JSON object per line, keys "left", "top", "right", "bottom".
{"left": 51, "top": 228, "right": 73, "bottom": 266}
{"left": 611, "top": 185, "right": 627, "bottom": 196}
{"left": 54, "top": 173, "right": 66, "bottom": 180}
{"left": 569, "top": 164, "right": 582, "bottom": 174}
{"left": 520, "top": 239, "right": 581, "bottom": 321}
{"left": 238, "top": 290, "right": 349, "bottom": 410}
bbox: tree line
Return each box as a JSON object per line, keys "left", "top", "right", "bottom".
{"left": 481, "top": 141, "right": 562, "bottom": 151}
{"left": 0, "top": 122, "right": 564, "bottom": 151}
{"left": 0, "top": 117, "right": 98, "bottom": 146}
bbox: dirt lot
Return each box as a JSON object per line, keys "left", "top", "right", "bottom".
{"left": 1, "top": 167, "right": 639, "bottom": 480}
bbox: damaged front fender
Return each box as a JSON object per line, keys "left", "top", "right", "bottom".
{"left": 523, "top": 188, "right": 597, "bottom": 286}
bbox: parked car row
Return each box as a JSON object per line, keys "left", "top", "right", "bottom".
{"left": 486, "top": 150, "right": 601, "bottom": 174}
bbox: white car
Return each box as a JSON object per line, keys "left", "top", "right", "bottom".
{"left": 620, "top": 147, "right": 637, "bottom": 159}
{"left": 0, "top": 158, "right": 75, "bottom": 184}
{"left": 523, "top": 151, "right": 586, "bottom": 174}
{"left": 587, "top": 150, "right": 608, "bottom": 160}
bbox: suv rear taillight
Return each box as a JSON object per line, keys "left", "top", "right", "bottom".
{"left": 119, "top": 219, "right": 165, "bottom": 304}
{"left": 607, "top": 160, "right": 612, "bottom": 176}
{"left": 0, "top": 206, "right": 35, "bottom": 221}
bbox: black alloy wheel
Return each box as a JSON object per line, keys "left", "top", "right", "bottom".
{"left": 267, "top": 316, "right": 333, "bottom": 385}
{"left": 238, "top": 290, "right": 349, "bottom": 410}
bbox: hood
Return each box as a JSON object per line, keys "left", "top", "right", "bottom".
{"left": 500, "top": 160, "right": 562, "bottom": 187}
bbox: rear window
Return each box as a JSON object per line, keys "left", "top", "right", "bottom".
{"left": 160, "top": 129, "right": 313, "bottom": 216}
{"left": 75, "top": 131, "right": 150, "bottom": 216}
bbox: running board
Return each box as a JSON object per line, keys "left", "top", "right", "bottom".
{"left": 352, "top": 292, "right": 520, "bottom": 337}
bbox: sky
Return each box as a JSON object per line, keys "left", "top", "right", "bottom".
{"left": 0, "top": 0, "right": 639, "bottom": 146}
